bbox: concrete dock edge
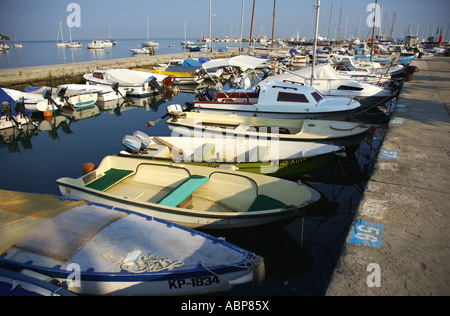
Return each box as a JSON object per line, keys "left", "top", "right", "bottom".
{"left": 0, "top": 49, "right": 241, "bottom": 89}
{"left": 326, "top": 57, "right": 450, "bottom": 296}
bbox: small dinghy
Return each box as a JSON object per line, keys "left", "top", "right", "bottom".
{"left": 58, "top": 83, "right": 127, "bottom": 102}
{"left": 119, "top": 131, "right": 346, "bottom": 177}
{"left": 24, "top": 86, "right": 98, "bottom": 109}
{"left": 83, "top": 69, "right": 175, "bottom": 98}
{"left": 56, "top": 155, "right": 321, "bottom": 229}
{"left": 0, "top": 191, "right": 264, "bottom": 296}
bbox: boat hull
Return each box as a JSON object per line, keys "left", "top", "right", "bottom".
{"left": 0, "top": 199, "right": 263, "bottom": 296}
{"left": 193, "top": 102, "right": 357, "bottom": 121}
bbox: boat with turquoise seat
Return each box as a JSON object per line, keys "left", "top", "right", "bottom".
{"left": 56, "top": 155, "right": 321, "bottom": 229}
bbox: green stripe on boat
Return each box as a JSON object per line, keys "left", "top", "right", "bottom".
{"left": 86, "top": 169, "right": 133, "bottom": 191}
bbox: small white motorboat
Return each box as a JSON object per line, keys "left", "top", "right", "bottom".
{"left": 263, "top": 63, "right": 396, "bottom": 108}
{"left": 166, "top": 107, "right": 370, "bottom": 148}
{"left": 130, "top": 46, "right": 153, "bottom": 54}
{"left": 58, "top": 83, "right": 126, "bottom": 102}
{"left": 193, "top": 79, "right": 361, "bottom": 120}
{"left": 0, "top": 193, "right": 265, "bottom": 296}
{"left": 83, "top": 69, "right": 175, "bottom": 98}
{"left": 25, "top": 86, "right": 98, "bottom": 109}
{"left": 87, "top": 40, "right": 107, "bottom": 49}
{"left": 119, "top": 131, "right": 346, "bottom": 176}
{"left": 56, "top": 155, "right": 321, "bottom": 229}
{"left": 1, "top": 88, "right": 59, "bottom": 112}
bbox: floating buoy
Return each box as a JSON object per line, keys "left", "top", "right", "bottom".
{"left": 43, "top": 110, "right": 53, "bottom": 119}
{"left": 82, "top": 162, "right": 96, "bottom": 174}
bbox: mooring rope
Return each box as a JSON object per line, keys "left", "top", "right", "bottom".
{"left": 121, "top": 253, "right": 184, "bottom": 273}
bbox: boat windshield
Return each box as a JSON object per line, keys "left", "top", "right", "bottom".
{"left": 311, "top": 91, "right": 323, "bottom": 102}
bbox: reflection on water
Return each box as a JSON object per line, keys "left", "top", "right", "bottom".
{"left": 0, "top": 83, "right": 393, "bottom": 296}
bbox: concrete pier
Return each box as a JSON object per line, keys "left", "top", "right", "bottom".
{"left": 326, "top": 57, "right": 450, "bottom": 296}
{"left": 0, "top": 49, "right": 240, "bottom": 90}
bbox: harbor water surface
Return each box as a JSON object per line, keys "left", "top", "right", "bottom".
{"left": 0, "top": 38, "right": 392, "bottom": 295}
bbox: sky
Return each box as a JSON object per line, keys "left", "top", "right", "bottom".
{"left": 0, "top": 0, "right": 449, "bottom": 42}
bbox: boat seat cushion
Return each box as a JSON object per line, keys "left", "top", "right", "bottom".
{"left": 247, "top": 195, "right": 287, "bottom": 213}
{"left": 158, "top": 175, "right": 210, "bottom": 207}
{"left": 86, "top": 169, "right": 134, "bottom": 191}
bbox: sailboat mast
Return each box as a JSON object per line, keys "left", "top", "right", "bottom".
{"left": 327, "top": 3, "right": 333, "bottom": 40}
{"left": 370, "top": 0, "right": 378, "bottom": 62}
{"left": 337, "top": 3, "right": 342, "bottom": 43}
{"left": 209, "top": 0, "right": 212, "bottom": 51}
{"left": 249, "top": 0, "right": 256, "bottom": 47}
{"left": 147, "top": 14, "right": 150, "bottom": 41}
{"left": 311, "top": 0, "right": 321, "bottom": 87}
{"left": 239, "top": 0, "right": 245, "bottom": 53}
{"left": 271, "top": 0, "right": 276, "bottom": 48}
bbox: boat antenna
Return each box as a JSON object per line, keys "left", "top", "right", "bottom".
{"left": 370, "top": 0, "right": 378, "bottom": 62}
{"left": 311, "top": 0, "right": 321, "bottom": 87}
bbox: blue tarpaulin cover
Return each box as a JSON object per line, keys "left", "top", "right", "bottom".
{"left": 182, "top": 58, "right": 202, "bottom": 67}
{"left": 0, "top": 88, "right": 32, "bottom": 117}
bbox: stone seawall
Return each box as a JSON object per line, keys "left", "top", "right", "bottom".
{"left": 0, "top": 50, "right": 240, "bottom": 90}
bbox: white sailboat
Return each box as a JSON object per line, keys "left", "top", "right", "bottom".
{"left": 66, "top": 26, "right": 82, "bottom": 48}
{"left": 141, "top": 14, "right": 159, "bottom": 48}
{"left": 12, "top": 28, "right": 23, "bottom": 48}
{"left": 56, "top": 21, "right": 66, "bottom": 47}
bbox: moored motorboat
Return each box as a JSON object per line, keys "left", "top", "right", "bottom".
{"left": 1, "top": 88, "right": 59, "bottom": 112}
{"left": 87, "top": 40, "right": 107, "bottom": 49}
{"left": 25, "top": 86, "right": 98, "bottom": 109}
{"left": 130, "top": 46, "right": 153, "bottom": 54}
{"left": 119, "top": 131, "right": 346, "bottom": 176}
{"left": 140, "top": 66, "right": 204, "bottom": 85}
{"left": 166, "top": 107, "right": 370, "bottom": 148}
{"left": 83, "top": 69, "right": 174, "bottom": 98}
{"left": 58, "top": 83, "right": 126, "bottom": 102}
{"left": 0, "top": 192, "right": 264, "bottom": 296}
{"left": 56, "top": 155, "right": 322, "bottom": 229}
{"left": 1, "top": 90, "right": 36, "bottom": 130}
{"left": 192, "top": 79, "right": 361, "bottom": 120}
{"left": 262, "top": 63, "right": 396, "bottom": 108}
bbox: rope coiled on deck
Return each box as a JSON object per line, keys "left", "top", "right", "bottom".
{"left": 121, "top": 253, "right": 184, "bottom": 273}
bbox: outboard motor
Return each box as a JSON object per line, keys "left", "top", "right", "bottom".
{"left": 122, "top": 135, "right": 143, "bottom": 154}
{"left": 145, "top": 76, "right": 164, "bottom": 93}
{"left": 197, "top": 89, "right": 217, "bottom": 102}
{"left": 133, "top": 130, "right": 152, "bottom": 148}
{"left": 56, "top": 86, "right": 68, "bottom": 98}
{"left": 111, "top": 81, "right": 120, "bottom": 94}
{"left": 42, "top": 87, "right": 62, "bottom": 110}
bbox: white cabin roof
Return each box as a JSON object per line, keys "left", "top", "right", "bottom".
{"left": 202, "top": 55, "right": 268, "bottom": 70}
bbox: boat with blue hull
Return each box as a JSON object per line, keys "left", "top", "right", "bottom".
{"left": 0, "top": 196, "right": 265, "bottom": 296}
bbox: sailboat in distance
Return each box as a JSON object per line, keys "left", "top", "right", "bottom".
{"left": 56, "top": 21, "right": 66, "bottom": 47}
{"left": 66, "top": 25, "right": 82, "bottom": 48}
{"left": 141, "top": 14, "right": 159, "bottom": 48}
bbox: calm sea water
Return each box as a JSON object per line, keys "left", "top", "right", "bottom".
{"left": 0, "top": 38, "right": 241, "bottom": 69}
{"left": 0, "top": 42, "right": 392, "bottom": 296}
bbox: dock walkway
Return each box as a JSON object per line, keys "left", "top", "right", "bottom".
{"left": 326, "top": 57, "right": 450, "bottom": 296}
